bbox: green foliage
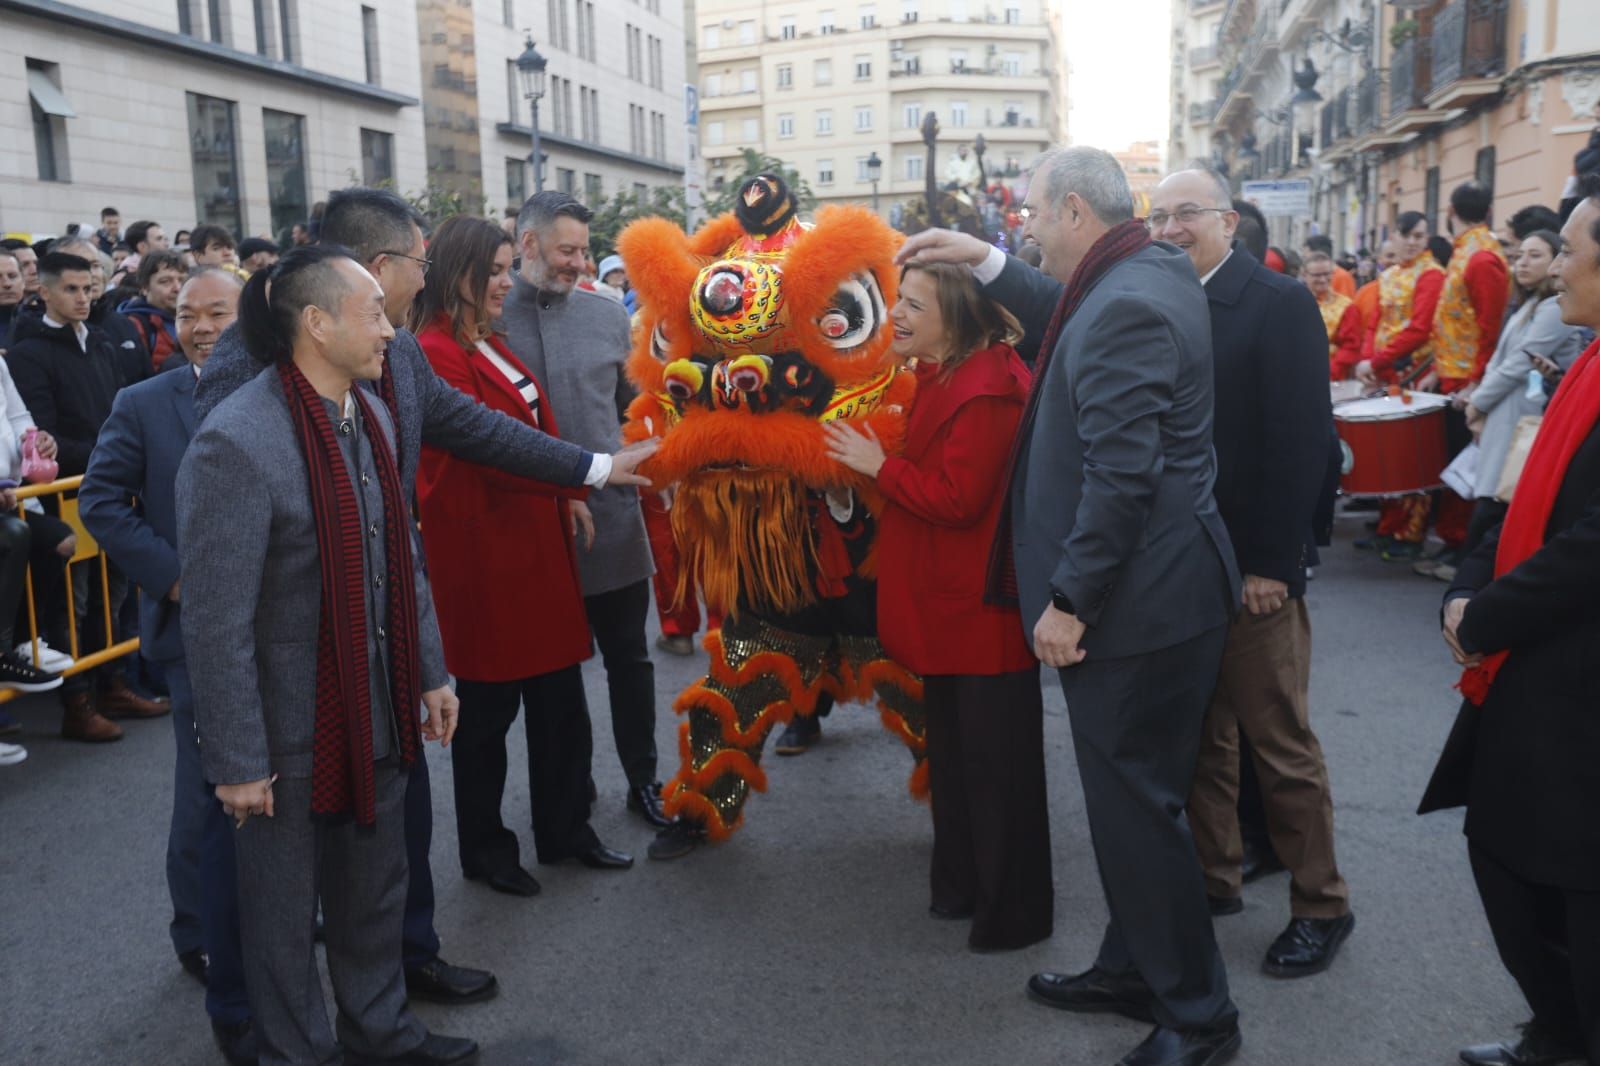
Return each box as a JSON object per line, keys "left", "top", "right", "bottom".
{"left": 587, "top": 185, "right": 690, "bottom": 259}
{"left": 1389, "top": 18, "right": 1419, "bottom": 48}
{"left": 701, "top": 148, "right": 816, "bottom": 218}
{"left": 343, "top": 169, "right": 488, "bottom": 231}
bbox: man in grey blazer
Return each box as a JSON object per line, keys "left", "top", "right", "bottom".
{"left": 900, "top": 147, "right": 1242, "bottom": 1066}
{"left": 178, "top": 247, "right": 477, "bottom": 1066}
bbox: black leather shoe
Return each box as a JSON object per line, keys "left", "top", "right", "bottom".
{"left": 929, "top": 902, "right": 975, "bottom": 920}
{"left": 1459, "top": 1021, "right": 1589, "bottom": 1066}
{"left": 1262, "top": 912, "right": 1354, "bottom": 977}
{"left": 469, "top": 865, "right": 541, "bottom": 897}
{"left": 177, "top": 947, "right": 209, "bottom": 986}
{"left": 405, "top": 957, "right": 499, "bottom": 1005}
{"left": 1207, "top": 894, "right": 1243, "bottom": 917}
{"left": 346, "top": 1033, "right": 479, "bottom": 1065}
{"left": 1240, "top": 839, "right": 1287, "bottom": 883}
{"left": 575, "top": 843, "right": 634, "bottom": 870}
{"left": 211, "top": 1019, "right": 260, "bottom": 1066}
{"left": 1118, "top": 1024, "right": 1241, "bottom": 1066}
{"left": 1026, "top": 968, "right": 1156, "bottom": 1024}
{"left": 626, "top": 782, "right": 675, "bottom": 828}
{"left": 647, "top": 819, "right": 706, "bottom": 860}
{"left": 774, "top": 713, "right": 820, "bottom": 755}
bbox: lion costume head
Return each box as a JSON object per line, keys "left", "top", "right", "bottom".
{"left": 619, "top": 174, "right": 913, "bottom": 617}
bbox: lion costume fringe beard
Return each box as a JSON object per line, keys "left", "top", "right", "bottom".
{"left": 618, "top": 174, "right": 928, "bottom": 841}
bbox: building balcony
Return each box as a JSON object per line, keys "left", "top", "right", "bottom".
{"left": 699, "top": 90, "right": 763, "bottom": 112}
{"left": 886, "top": 18, "right": 1053, "bottom": 43}
{"left": 1355, "top": 68, "right": 1382, "bottom": 134}
{"left": 1189, "top": 45, "right": 1220, "bottom": 69}
{"left": 886, "top": 67, "right": 1052, "bottom": 94}
{"left": 1425, "top": 0, "right": 1509, "bottom": 110}
{"left": 887, "top": 118, "right": 1052, "bottom": 146}
{"left": 1190, "top": 0, "right": 1225, "bottom": 12}
{"left": 1188, "top": 98, "right": 1218, "bottom": 124}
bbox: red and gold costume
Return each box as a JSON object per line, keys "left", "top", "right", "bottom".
{"left": 1432, "top": 224, "right": 1509, "bottom": 391}
{"left": 1319, "top": 290, "right": 1363, "bottom": 381}
{"left": 617, "top": 175, "right": 925, "bottom": 840}
{"left": 1367, "top": 252, "right": 1446, "bottom": 545}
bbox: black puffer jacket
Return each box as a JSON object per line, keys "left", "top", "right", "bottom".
{"left": 4, "top": 313, "right": 122, "bottom": 476}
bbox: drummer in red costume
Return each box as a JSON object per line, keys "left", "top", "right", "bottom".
{"left": 1305, "top": 252, "right": 1363, "bottom": 380}
{"left": 1356, "top": 211, "right": 1445, "bottom": 560}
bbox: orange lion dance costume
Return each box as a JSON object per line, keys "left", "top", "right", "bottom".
{"left": 618, "top": 175, "right": 927, "bottom": 850}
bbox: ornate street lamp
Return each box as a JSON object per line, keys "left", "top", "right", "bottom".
{"left": 866, "top": 150, "right": 883, "bottom": 213}
{"left": 515, "top": 34, "right": 548, "bottom": 193}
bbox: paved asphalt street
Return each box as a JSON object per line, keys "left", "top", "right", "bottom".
{"left": 2, "top": 512, "right": 1526, "bottom": 1066}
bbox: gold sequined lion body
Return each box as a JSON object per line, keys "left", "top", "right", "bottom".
{"left": 618, "top": 175, "right": 927, "bottom": 841}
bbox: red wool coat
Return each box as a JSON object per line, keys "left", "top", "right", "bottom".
{"left": 875, "top": 343, "right": 1037, "bottom": 677}
{"left": 414, "top": 319, "right": 593, "bottom": 682}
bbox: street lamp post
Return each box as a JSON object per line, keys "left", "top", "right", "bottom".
{"left": 866, "top": 150, "right": 883, "bottom": 214}
{"left": 515, "top": 34, "right": 548, "bottom": 194}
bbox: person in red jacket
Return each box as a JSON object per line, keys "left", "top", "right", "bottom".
{"left": 411, "top": 216, "right": 632, "bottom": 898}
{"left": 825, "top": 259, "right": 1051, "bottom": 952}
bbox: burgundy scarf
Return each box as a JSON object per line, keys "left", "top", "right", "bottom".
{"left": 984, "top": 219, "right": 1154, "bottom": 605}
{"left": 279, "top": 360, "right": 422, "bottom": 826}
{"left": 1457, "top": 336, "right": 1600, "bottom": 705}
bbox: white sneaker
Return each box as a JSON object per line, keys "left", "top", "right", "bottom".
{"left": 15, "top": 639, "right": 73, "bottom": 672}
{"left": 0, "top": 741, "right": 26, "bottom": 766}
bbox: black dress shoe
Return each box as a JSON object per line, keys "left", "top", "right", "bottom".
{"left": 405, "top": 957, "right": 499, "bottom": 1004}
{"left": 647, "top": 819, "right": 706, "bottom": 860}
{"left": 1240, "top": 839, "right": 1287, "bottom": 883}
{"left": 211, "top": 1019, "right": 260, "bottom": 1066}
{"left": 774, "top": 713, "right": 820, "bottom": 755}
{"left": 929, "top": 902, "right": 975, "bottom": 920}
{"left": 1207, "top": 894, "right": 1243, "bottom": 917}
{"left": 1459, "top": 1021, "right": 1589, "bottom": 1066}
{"left": 346, "top": 1032, "right": 479, "bottom": 1066}
{"left": 575, "top": 843, "right": 634, "bottom": 870}
{"left": 177, "top": 947, "right": 209, "bottom": 986}
{"left": 469, "top": 865, "right": 541, "bottom": 897}
{"left": 1262, "top": 912, "right": 1354, "bottom": 977}
{"left": 1118, "top": 1023, "right": 1241, "bottom": 1066}
{"left": 626, "top": 781, "right": 675, "bottom": 828}
{"left": 1026, "top": 968, "right": 1156, "bottom": 1024}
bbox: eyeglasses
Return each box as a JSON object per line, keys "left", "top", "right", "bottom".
{"left": 1146, "top": 207, "right": 1229, "bottom": 229}
{"left": 379, "top": 251, "right": 432, "bottom": 274}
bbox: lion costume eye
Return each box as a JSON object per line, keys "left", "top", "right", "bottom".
{"left": 650, "top": 320, "right": 671, "bottom": 362}
{"left": 817, "top": 273, "right": 885, "bottom": 350}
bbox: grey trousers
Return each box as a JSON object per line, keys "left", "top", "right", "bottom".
{"left": 234, "top": 763, "right": 426, "bottom": 1066}
{"left": 1060, "top": 624, "right": 1239, "bottom": 1032}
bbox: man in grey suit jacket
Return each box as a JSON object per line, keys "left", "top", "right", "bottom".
{"left": 901, "top": 147, "right": 1242, "bottom": 1066}
{"left": 178, "top": 249, "right": 477, "bottom": 1066}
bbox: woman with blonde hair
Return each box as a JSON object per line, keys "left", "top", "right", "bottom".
{"left": 826, "top": 259, "right": 1051, "bottom": 951}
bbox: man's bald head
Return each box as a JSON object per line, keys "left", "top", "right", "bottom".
{"left": 176, "top": 268, "right": 242, "bottom": 367}
{"left": 1149, "top": 168, "right": 1240, "bottom": 277}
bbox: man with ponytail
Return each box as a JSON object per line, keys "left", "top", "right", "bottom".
{"left": 1424, "top": 170, "right": 1600, "bottom": 1066}
{"left": 176, "top": 246, "right": 479, "bottom": 1066}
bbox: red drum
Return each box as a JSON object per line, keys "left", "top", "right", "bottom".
{"left": 1334, "top": 392, "right": 1451, "bottom": 496}
{"left": 1330, "top": 380, "right": 1366, "bottom": 406}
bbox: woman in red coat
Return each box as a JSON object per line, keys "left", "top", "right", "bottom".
{"left": 826, "top": 260, "right": 1051, "bottom": 951}
{"left": 410, "top": 216, "right": 624, "bottom": 897}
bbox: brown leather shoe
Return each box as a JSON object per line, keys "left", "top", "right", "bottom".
{"left": 61, "top": 691, "right": 123, "bottom": 742}
{"left": 97, "top": 677, "right": 170, "bottom": 719}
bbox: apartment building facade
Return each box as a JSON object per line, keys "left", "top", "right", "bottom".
{"left": 1, "top": 0, "right": 425, "bottom": 241}
{"left": 692, "top": 0, "right": 1067, "bottom": 216}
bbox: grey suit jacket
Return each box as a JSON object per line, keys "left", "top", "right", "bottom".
{"left": 175, "top": 367, "right": 448, "bottom": 785}
{"left": 500, "top": 276, "right": 653, "bottom": 595}
{"left": 196, "top": 321, "right": 595, "bottom": 492}
{"left": 984, "top": 245, "right": 1240, "bottom": 660}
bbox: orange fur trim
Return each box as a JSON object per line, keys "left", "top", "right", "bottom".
{"left": 701, "top": 631, "right": 830, "bottom": 714}
{"left": 907, "top": 758, "right": 930, "bottom": 801}
{"left": 878, "top": 704, "right": 927, "bottom": 755}
{"left": 670, "top": 469, "right": 819, "bottom": 615}
{"left": 662, "top": 785, "right": 738, "bottom": 841}
{"left": 858, "top": 657, "right": 926, "bottom": 701}
{"left": 673, "top": 682, "right": 799, "bottom": 748}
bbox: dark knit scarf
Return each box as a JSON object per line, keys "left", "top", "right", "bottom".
{"left": 984, "top": 218, "right": 1154, "bottom": 605}
{"left": 279, "top": 359, "right": 422, "bottom": 826}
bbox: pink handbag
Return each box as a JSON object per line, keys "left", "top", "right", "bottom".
{"left": 20, "top": 428, "right": 57, "bottom": 484}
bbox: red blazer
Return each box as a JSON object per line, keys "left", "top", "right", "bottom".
{"left": 875, "top": 343, "right": 1037, "bottom": 676}
{"left": 414, "top": 318, "right": 592, "bottom": 682}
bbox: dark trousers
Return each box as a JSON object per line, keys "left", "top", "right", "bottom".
{"left": 584, "top": 579, "right": 658, "bottom": 787}
{"left": 1470, "top": 842, "right": 1600, "bottom": 1064}
{"left": 1060, "top": 626, "right": 1237, "bottom": 1031}
{"left": 234, "top": 766, "right": 426, "bottom": 1065}
{"left": 0, "top": 515, "right": 32, "bottom": 647}
{"left": 164, "top": 659, "right": 208, "bottom": 957}
{"left": 202, "top": 755, "right": 444, "bottom": 1023}
{"left": 924, "top": 669, "right": 1053, "bottom": 951}
{"left": 453, "top": 665, "right": 599, "bottom": 873}
{"left": 12, "top": 510, "right": 72, "bottom": 652}
{"left": 64, "top": 556, "right": 128, "bottom": 694}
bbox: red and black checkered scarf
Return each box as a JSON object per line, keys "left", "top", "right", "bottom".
{"left": 279, "top": 359, "right": 422, "bottom": 826}
{"left": 984, "top": 218, "right": 1153, "bottom": 605}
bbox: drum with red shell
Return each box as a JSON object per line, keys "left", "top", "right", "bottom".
{"left": 1334, "top": 392, "right": 1451, "bottom": 496}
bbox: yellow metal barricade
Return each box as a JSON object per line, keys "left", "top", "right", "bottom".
{"left": 0, "top": 476, "right": 141, "bottom": 704}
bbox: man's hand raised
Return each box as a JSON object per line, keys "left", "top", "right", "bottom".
{"left": 895, "top": 228, "right": 994, "bottom": 269}
{"left": 605, "top": 438, "right": 659, "bottom": 488}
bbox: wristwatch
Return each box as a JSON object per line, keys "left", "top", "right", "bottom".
{"left": 1050, "top": 589, "right": 1075, "bottom": 616}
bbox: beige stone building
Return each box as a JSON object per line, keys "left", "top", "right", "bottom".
{"left": 1171, "top": 0, "right": 1600, "bottom": 254}
{"left": 1, "top": 0, "right": 425, "bottom": 242}
{"left": 692, "top": 0, "right": 1067, "bottom": 217}
{"left": 417, "top": 0, "right": 688, "bottom": 216}
{"left": 1168, "top": 0, "right": 1227, "bottom": 170}
{"left": 1114, "top": 138, "right": 1164, "bottom": 214}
